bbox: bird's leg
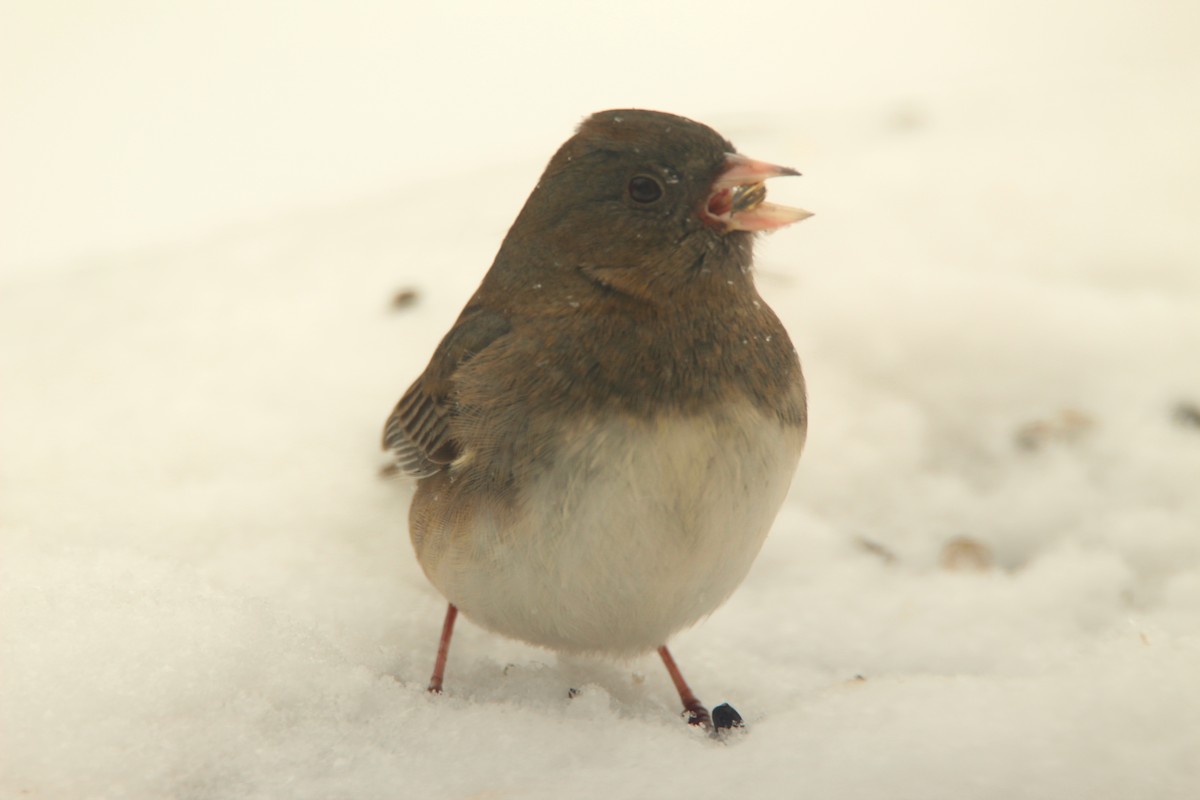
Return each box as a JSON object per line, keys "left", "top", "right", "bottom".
{"left": 428, "top": 603, "right": 458, "bottom": 693}
{"left": 657, "top": 645, "right": 712, "bottom": 729}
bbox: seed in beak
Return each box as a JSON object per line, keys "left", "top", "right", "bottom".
{"left": 730, "top": 182, "right": 767, "bottom": 214}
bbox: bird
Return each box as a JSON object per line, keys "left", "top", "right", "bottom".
{"left": 383, "top": 109, "right": 811, "bottom": 731}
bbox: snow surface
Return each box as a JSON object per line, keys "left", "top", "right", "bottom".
{"left": 3, "top": 2, "right": 1200, "bottom": 798}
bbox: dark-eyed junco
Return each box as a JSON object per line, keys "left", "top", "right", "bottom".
{"left": 383, "top": 109, "right": 810, "bottom": 731}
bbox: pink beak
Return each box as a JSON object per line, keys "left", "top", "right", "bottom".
{"left": 702, "top": 153, "right": 813, "bottom": 233}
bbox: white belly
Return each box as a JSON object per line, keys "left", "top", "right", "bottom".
{"left": 423, "top": 401, "right": 803, "bottom": 655}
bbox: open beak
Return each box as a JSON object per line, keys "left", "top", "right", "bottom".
{"left": 702, "top": 153, "right": 813, "bottom": 233}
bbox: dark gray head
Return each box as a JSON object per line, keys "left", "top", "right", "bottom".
{"left": 488, "top": 109, "right": 809, "bottom": 303}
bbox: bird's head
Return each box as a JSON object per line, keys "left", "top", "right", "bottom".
{"left": 493, "top": 109, "right": 811, "bottom": 304}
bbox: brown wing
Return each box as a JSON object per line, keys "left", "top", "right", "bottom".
{"left": 382, "top": 379, "right": 455, "bottom": 477}
{"left": 382, "top": 307, "right": 511, "bottom": 478}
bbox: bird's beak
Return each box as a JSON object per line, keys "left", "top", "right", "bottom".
{"left": 702, "top": 153, "right": 813, "bottom": 233}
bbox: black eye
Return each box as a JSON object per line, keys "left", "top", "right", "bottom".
{"left": 627, "top": 175, "right": 664, "bottom": 204}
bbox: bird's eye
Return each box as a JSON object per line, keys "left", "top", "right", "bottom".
{"left": 627, "top": 175, "right": 664, "bottom": 204}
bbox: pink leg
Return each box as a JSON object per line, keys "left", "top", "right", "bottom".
{"left": 428, "top": 604, "right": 458, "bottom": 694}
{"left": 657, "top": 645, "right": 712, "bottom": 729}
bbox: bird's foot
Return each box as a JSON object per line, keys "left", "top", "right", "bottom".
{"left": 685, "top": 701, "right": 746, "bottom": 737}
{"left": 683, "top": 700, "right": 712, "bottom": 730}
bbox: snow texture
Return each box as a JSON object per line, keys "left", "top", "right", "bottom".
{"left": 3, "top": 2, "right": 1199, "bottom": 798}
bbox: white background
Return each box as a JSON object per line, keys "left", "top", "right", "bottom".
{"left": 3, "top": 2, "right": 1199, "bottom": 798}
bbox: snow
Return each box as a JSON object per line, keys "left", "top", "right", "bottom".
{"left": 3, "top": 1, "right": 1199, "bottom": 798}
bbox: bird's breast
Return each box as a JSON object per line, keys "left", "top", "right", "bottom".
{"left": 411, "top": 398, "right": 804, "bottom": 655}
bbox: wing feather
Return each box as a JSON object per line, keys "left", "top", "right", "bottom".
{"left": 382, "top": 308, "right": 511, "bottom": 477}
